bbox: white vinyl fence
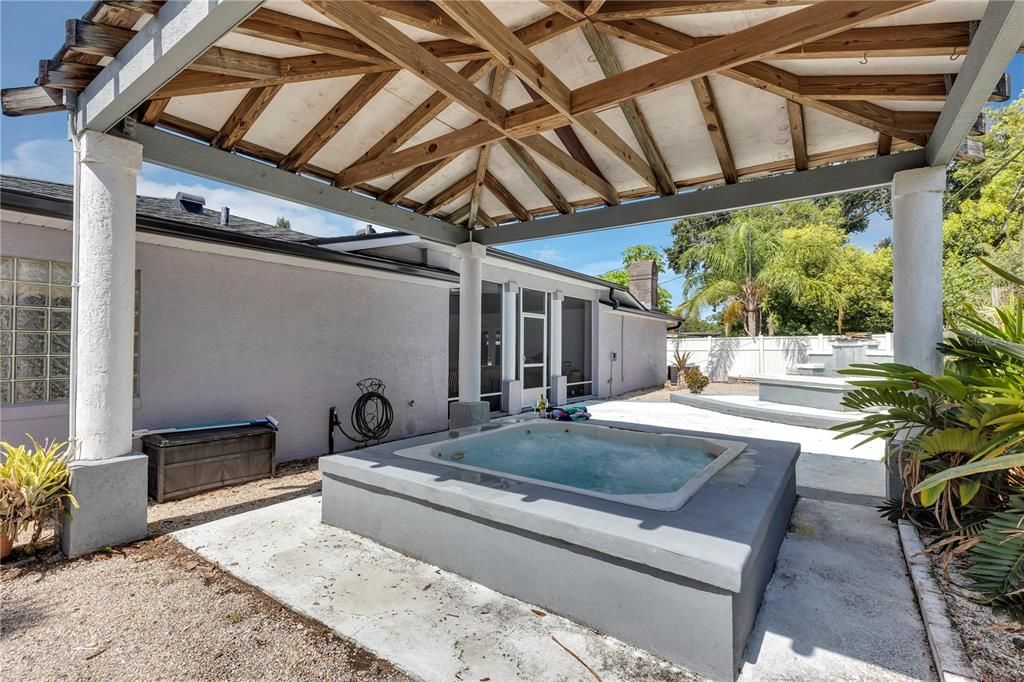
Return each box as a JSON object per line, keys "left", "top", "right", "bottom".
{"left": 667, "top": 333, "right": 894, "bottom": 381}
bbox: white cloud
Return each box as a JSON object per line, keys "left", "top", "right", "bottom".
{"left": 529, "top": 247, "right": 565, "bottom": 263}
{"left": 1, "top": 138, "right": 73, "bottom": 183}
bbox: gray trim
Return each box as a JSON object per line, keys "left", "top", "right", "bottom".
{"left": 925, "top": 1, "right": 1024, "bottom": 167}
{"left": 473, "top": 151, "right": 927, "bottom": 245}
{"left": 76, "top": 0, "right": 263, "bottom": 132}
{"left": 123, "top": 125, "right": 470, "bottom": 246}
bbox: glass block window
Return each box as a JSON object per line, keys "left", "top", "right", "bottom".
{"left": 0, "top": 257, "right": 140, "bottom": 404}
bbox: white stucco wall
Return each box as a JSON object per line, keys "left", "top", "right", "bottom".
{"left": 3, "top": 219, "right": 669, "bottom": 459}
{"left": 1, "top": 219, "right": 449, "bottom": 461}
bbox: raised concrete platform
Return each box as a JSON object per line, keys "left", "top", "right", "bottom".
{"left": 60, "top": 452, "right": 148, "bottom": 557}
{"left": 670, "top": 392, "right": 853, "bottom": 429}
{"left": 320, "top": 420, "right": 799, "bottom": 680}
{"left": 756, "top": 374, "right": 855, "bottom": 412}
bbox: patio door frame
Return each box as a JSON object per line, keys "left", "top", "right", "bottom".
{"left": 519, "top": 289, "right": 547, "bottom": 408}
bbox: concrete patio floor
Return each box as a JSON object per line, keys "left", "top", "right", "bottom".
{"left": 172, "top": 402, "right": 932, "bottom": 681}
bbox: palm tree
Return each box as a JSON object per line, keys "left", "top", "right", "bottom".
{"left": 677, "top": 220, "right": 845, "bottom": 336}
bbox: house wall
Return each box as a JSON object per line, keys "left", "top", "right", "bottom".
{"left": 3, "top": 218, "right": 668, "bottom": 461}
{"left": 1, "top": 219, "right": 450, "bottom": 461}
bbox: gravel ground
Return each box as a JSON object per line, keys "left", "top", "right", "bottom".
{"left": 925, "top": 551, "right": 1024, "bottom": 682}
{"left": 2, "top": 459, "right": 409, "bottom": 681}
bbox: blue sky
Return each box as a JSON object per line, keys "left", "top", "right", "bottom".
{"left": 2, "top": 2, "right": 1022, "bottom": 308}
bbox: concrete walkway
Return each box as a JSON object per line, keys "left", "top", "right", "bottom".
{"left": 173, "top": 494, "right": 933, "bottom": 681}
{"left": 586, "top": 400, "right": 887, "bottom": 505}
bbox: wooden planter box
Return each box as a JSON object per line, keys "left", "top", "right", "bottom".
{"left": 142, "top": 424, "right": 276, "bottom": 503}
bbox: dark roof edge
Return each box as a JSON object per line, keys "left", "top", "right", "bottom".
{"left": 1, "top": 186, "right": 458, "bottom": 284}
{"left": 487, "top": 247, "right": 629, "bottom": 292}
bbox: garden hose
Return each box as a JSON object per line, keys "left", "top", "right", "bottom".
{"left": 329, "top": 378, "right": 394, "bottom": 452}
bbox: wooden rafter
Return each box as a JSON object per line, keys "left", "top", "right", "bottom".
{"left": 580, "top": 23, "right": 674, "bottom": 196}
{"left": 691, "top": 77, "right": 737, "bottom": 184}
{"left": 584, "top": 1, "right": 607, "bottom": 17}
{"left": 598, "top": 13, "right": 936, "bottom": 146}
{"left": 378, "top": 157, "right": 456, "bottom": 204}
{"left": 500, "top": 139, "right": 573, "bottom": 216}
{"left": 312, "top": 0, "right": 619, "bottom": 203}
{"left": 469, "top": 66, "right": 507, "bottom": 228}
{"left": 138, "top": 98, "right": 169, "bottom": 125}
{"left": 438, "top": 0, "right": 657, "bottom": 192}
{"left": 235, "top": 9, "right": 387, "bottom": 63}
{"left": 365, "top": 1, "right": 472, "bottom": 41}
{"left": 1, "top": 86, "right": 63, "bottom": 116}
{"left": 517, "top": 78, "right": 608, "bottom": 182}
{"left": 590, "top": 1, "right": 815, "bottom": 21}
{"left": 279, "top": 71, "right": 394, "bottom": 173}
{"left": 786, "top": 100, "right": 808, "bottom": 171}
{"left": 484, "top": 172, "right": 532, "bottom": 222}
{"left": 416, "top": 171, "right": 476, "bottom": 216}
{"left": 348, "top": 60, "right": 492, "bottom": 169}
{"left": 211, "top": 84, "right": 282, "bottom": 151}
{"left": 540, "top": 1, "right": 588, "bottom": 22}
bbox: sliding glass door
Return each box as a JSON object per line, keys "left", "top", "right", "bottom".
{"left": 562, "top": 296, "right": 593, "bottom": 398}
{"left": 520, "top": 288, "right": 547, "bottom": 407}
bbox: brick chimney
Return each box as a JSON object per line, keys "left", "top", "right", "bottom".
{"left": 628, "top": 259, "right": 658, "bottom": 310}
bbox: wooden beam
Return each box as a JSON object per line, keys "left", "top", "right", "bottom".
{"left": 279, "top": 71, "right": 395, "bottom": 172}
{"left": 138, "top": 98, "right": 169, "bottom": 125}
{"left": 37, "top": 60, "right": 102, "bottom": 90}
{"left": 348, "top": 60, "right": 492, "bottom": 168}
{"left": 469, "top": 67, "right": 507, "bottom": 228}
{"left": 569, "top": 2, "right": 925, "bottom": 116}
{"left": 500, "top": 140, "right": 573, "bottom": 215}
{"left": 786, "top": 100, "right": 808, "bottom": 171}
{"left": 540, "top": 1, "right": 588, "bottom": 22}
{"left": 235, "top": 8, "right": 387, "bottom": 63}
{"left": 601, "top": 16, "right": 934, "bottom": 145}
{"left": 306, "top": 0, "right": 504, "bottom": 128}
{"left": 65, "top": 19, "right": 134, "bottom": 58}
{"left": 581, "top": 23, "right": 674, "bottom": 195}
{"left": 516, "top": 77, "right": 607, "bottom": 181}
{"left": 416, "top": 172, "right": 476, "bottom": 216}
{"left": 799, "top": 74, "right": 950, "bottom": 101}
{"left": 477, "top": 210, "right": 499, "bottom": 229}
{"left": 484, "top": 172, "right": 532, "bottom": 222}
{"left": 365, "top": 1, "right": 473, "bottom": 41}
{"left": 1, "top": 85, "right": 63, "bottom": 116}
{"left": 691, "top": 77, "right": 737, "bottom": 184}
{"left": 337, "top": 121, "right": 504, "bottom": 188}
{"left": 584, "top": 0, "right": 607, "bottom": 17}
{"left": 190, "top": 47, "right": 281, "bottom": 79}
{"left": 211, "top": 84, "right": 282, "bottom": 150}
{"left": 877, "top": 133, "right": 893, "bottom": 157}
{"left": 438, "top": 0, "right": 654, "bottom": 191}
{"left": 446, "top": 203, "right": 471, "bottom": 225}
{"left": 519, "top": 136, "right": 619, "bottom": 205}
{"left": 592, "top": 1, "right": 815, "bottom": 21}
{"left": 378, "top": 158, "right": 456, "bottom": 204}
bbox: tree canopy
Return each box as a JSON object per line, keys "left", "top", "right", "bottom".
{"left": 598, "top": 245, "right": 673, "bottom": 314}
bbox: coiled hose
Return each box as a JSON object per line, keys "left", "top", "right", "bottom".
{"left": 329, "top": 379, "right": 394, "bottom": 452}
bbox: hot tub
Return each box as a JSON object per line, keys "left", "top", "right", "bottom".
{"left": 320, "top": 420, "right": 798, "bottom": 680}
{"left": 393, "top": 421, "right": 746, "bottom": 511}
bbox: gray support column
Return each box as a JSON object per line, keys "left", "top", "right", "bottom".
{"left": 63, "top": 129, "right": 148, "bottom": 557}
{"left": 501, "top": 281, "right": 522, "bottom": 414}
{"left": 450, "top": 242, "right": 489, "bottom": 428}
{"left": 549, "top": 291, "right": 567, "bottom": 406}
{"left": 892, "top": 166, "right": 946, "bottom": 376}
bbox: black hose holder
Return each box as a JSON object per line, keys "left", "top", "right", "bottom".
{"left": 329, "top": 378, "right": 394, "bottom": 453}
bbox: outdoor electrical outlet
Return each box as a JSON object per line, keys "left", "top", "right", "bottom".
{"left": 611, "top": 352, "right": 617, "bottom": 361}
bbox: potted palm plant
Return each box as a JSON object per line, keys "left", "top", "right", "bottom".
{"left": 0, "top": 437, "right": 78, "bottom": 558}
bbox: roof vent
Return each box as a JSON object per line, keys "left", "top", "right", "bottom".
{"left": 175, "top": 192, "right": 205, "bottom": 215}
{"left": 220, "top": 206, "right": 230, "bottom": 225}
{"left": 356, "top": 224, "right": 377, "bottom": 236}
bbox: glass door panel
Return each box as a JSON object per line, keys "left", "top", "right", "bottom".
{"left": 520, "top": 289, "right": 547, "bottom": 407}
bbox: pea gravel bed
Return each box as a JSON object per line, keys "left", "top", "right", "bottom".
{"left": 2, "top": 459, "right": 410, "bottom": 681}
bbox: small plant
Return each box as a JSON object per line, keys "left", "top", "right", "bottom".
{"left": 0, "top": 436, "right": 78, "bottom": 554}
{"left": 683, "top": 367, "right": 709, "bottom": 394}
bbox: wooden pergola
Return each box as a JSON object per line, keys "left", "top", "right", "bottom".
{"left": 4, "top": 0, "right": 1021, "bottom": 247}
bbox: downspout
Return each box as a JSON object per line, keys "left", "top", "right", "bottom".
{"left": 67, "top": 94, "right": 81, "bottom": 452}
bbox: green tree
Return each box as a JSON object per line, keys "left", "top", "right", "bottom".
{"left": 599, "top": 245, "right": 673, "bottom": 314}
{"left": 275, "top": 216, "right": 291, "bottom": 229}
{"left": 677, "top": 220, "right": 845, "bottom": 336}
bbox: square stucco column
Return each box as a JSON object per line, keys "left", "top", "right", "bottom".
{"left": 501, "top": 281, "right": 522, "bottom": 414}
{"left": 451, "top": 242, "right": 489, "bottom": 428}
{"left": 892, "top": 166, "right": 946, "bottom": 376}
{"left": 549, "top": 291, "right": 567, "bottom": 406}
{"left": 63, "top": 130, "right": 147, "bottom": 557}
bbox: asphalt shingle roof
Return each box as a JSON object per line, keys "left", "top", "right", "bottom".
{"left": 1, "top": 175, "right": 318, "bottom": 243}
